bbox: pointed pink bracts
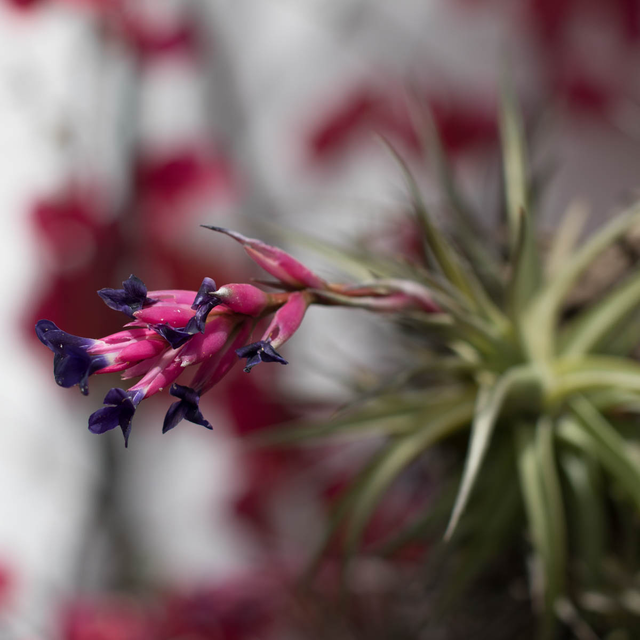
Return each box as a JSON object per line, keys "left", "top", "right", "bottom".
{"left": 263, "top": 291, "right": 308, "bottom": 349}
{"left": 235, "top": 292, "right": 309, "bottom": 373}
{"left": 210, "top": 283, "right": 273, "bottom": 317}
{"left": 204, "top": 226, "right": 327, "bottom": 290}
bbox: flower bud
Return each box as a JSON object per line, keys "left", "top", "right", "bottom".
{"left": 204, "top": 226, "right": 327, "bottom": 290}
{"left": 210, "top": 283, "right": 272, "bottom": 317}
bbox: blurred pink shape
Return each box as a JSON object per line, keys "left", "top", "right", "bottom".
{"left": 62, "top": 597, "right": 154, "bottom": 640}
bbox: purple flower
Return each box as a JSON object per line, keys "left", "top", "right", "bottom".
{"left": 163, "top": 384, "right": 212, "bottom": 433}
{"left": 36, "top": 264, "right": 315, "bottom": 446}
{"left": 88, "top": 388, "right": 144, "bottom": 447}
{"left": 151, "top": 323, "right": 196, "bottom": 349}
{"left": 150, "top": 278, "right": 223, "bottom": 347}
{"left": 188, "top": 277, "right": 222, "bottom": 333}
{"left": 235, "top": 292, "right": 308, "bottom": 373}
{"left": 36, "top": 321, "right": 169, "bottom": 396}
{"left": 36, "top": 320, "right": 109, "bottom": 395}
{"left": 98, "top": 275, "right": 158, "bottom": 318}
{"left": 236, "top": 340, "right": 288, "bottom": 373}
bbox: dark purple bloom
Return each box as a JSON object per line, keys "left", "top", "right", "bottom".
{"left": 151, "top": 323, "right": 195, "bottom": 349}
{"left": 150, "top": 279, "right": 223, "bottom": 347}
{"left": 35, "top": 320, "right": 109, "bottom": 396}
{"left": 97, "top": 275, "right": 158, "bottom": 318}
{"left": 163, "top": 384, "right": 212, "bottom": 433}
{"left": 235, "top": 340, "right": 288, "bottom": 373}
{"left": 188, "top": 277, "right": 222, "bottom": 333}
{"left": 88, "top": 388, "right": 144, "bottom": 447}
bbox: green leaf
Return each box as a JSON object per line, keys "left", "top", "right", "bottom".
{"left": 516, "top": 423, "right": 560, "bottom": 639}
{"left": 523, "top": 203, "right": 640, "bottom": 361}
{"left": 588, "top": 388, "right": 640, "bottom": 414}
{"left": 379, "top": 137, "right": 508, "bottom": 327}
{"left": 550, "top": 355, "right": 640, "bottom": 403}
{"left": 598, "top": 308, "right": 640, "bottom": 356}
{"left": 560, "top": 448, "right": 605, "bottom": 587}
{"left": 544, "top": 199, "right": 587, "bottom": 279}
{"left": 342, "top": 399, "right": 476, "bottom": 561}
{"left": 508, "top": 206, "right": 541, "bottom": 324}
{"left": 500, "top": 77, "right": 541, "bottom": 318}
{"left": 445, "top": 364, "right": 541, "bottom": 540}
{"left": 561, "top": 267, "right": 640, "bottom": 357}
{"left": 407, "top": 99, "right": 503, "bottom": 296}
{"left": 441, "top": 439, "right": 521, "bottom": 605}
{"left": 254, "top": 387, "right": 476, "bottom": 446}
{"left": 536, "top": 416, "right": 567, "bottom": 603}
{"left": 500, "top": 75, "right": 531, "bottom": 250}
{"left": 569, "top": 396, "right": 640, "bottom": 513}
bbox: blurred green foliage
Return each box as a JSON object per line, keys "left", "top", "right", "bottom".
{"left": 263, "top": 85, "right": 640, "bottom": 639}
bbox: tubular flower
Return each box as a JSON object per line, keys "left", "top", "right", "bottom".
{"left": 36, "top": 232, "right": 440, "bottom": 446}
{"left": 36, "top": 320, "right": 166, "bottom": 396}
{"left": 163, "top": 320, "right": 254, "bottom": 433}
{"left": 36, "top": 276, "right": 251, "bottom": 446}
{"left": 236, "top": 291, "right": 309, "bottom": 373}
{"left": 98, "top": 275, "right": 158, "bottom": 318}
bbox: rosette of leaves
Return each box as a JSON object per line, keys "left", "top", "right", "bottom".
{"left": 261, "top": 85, "right": 640, "bottom": 639}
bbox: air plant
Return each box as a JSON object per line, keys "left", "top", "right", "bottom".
{"left": 35, "top": 80, "right": 640, "bottom": 637}
{"left": 258, "top": 86, "right": 640, "bottom": 638}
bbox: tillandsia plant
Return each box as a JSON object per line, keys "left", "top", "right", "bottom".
{"left": 251, "top": 92, "right": 640, "bottom": 638}
{"left": 35, "top": 84, "right": 640, "bottom": 638}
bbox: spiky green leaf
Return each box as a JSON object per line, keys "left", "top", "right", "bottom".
{"left": 342, "top": 399, "right": 475, "bottom": 560}
{"left": 407, "top": 99, "right": 503, "bottom": 295}
{"left": 560, "top": 448, "right": 605, "bottom": 587}
{"left": 516, "top": 423, "right": 560, "bottom": 639}
{"left": 500, "top": 75, "right": 531, "bottom": 250}
{"left": 561, "top": 267, "right": 640, "bottom": 357}
{"left": 569, "top": 396, "right": 640, "bottom": 513}
{"left": 254, "top": 387, "right": 476, "bottom": 446}
{"left": 379, "top": 138, "right": 507, "bottom": 327}
{"left": 524, "top": 204, "right": 640, "bottom": 361}
{"left": 445, "top": 364, "right": 541, "bottom": 539}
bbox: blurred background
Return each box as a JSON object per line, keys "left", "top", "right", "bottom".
{"left": 2, "top": 0, "right": 640, "bottom": 638}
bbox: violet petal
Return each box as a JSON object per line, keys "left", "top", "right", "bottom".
{"left": 151, "top": 323, "right": 196, "bottom": 349}
{"left": 36, "top": 320, "right": 106, "bottom": 395}
{"left": 189, "top": 277, "right": 222, "bottom": 333}
{"left": 88, "top": 388, "right": 143, "bottom": 447}
{"left": 162, "top": 384, "right": 212, "bottom": 433}
{"left": 236, "top": 340, "right": 288, "bottom": 373}
{"left": 98, "top": 275, "right": 158, "bottom": 318}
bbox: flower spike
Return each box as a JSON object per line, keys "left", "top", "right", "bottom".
{"left": 36, "top": 225, "right": 434, "bottom": 447}
{"left": 98, "top": 275, "right": 158, "bottom": 318}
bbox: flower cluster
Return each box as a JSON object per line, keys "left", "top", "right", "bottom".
{"left": 36, "top": 227, "right": 438, "bottom": 446}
